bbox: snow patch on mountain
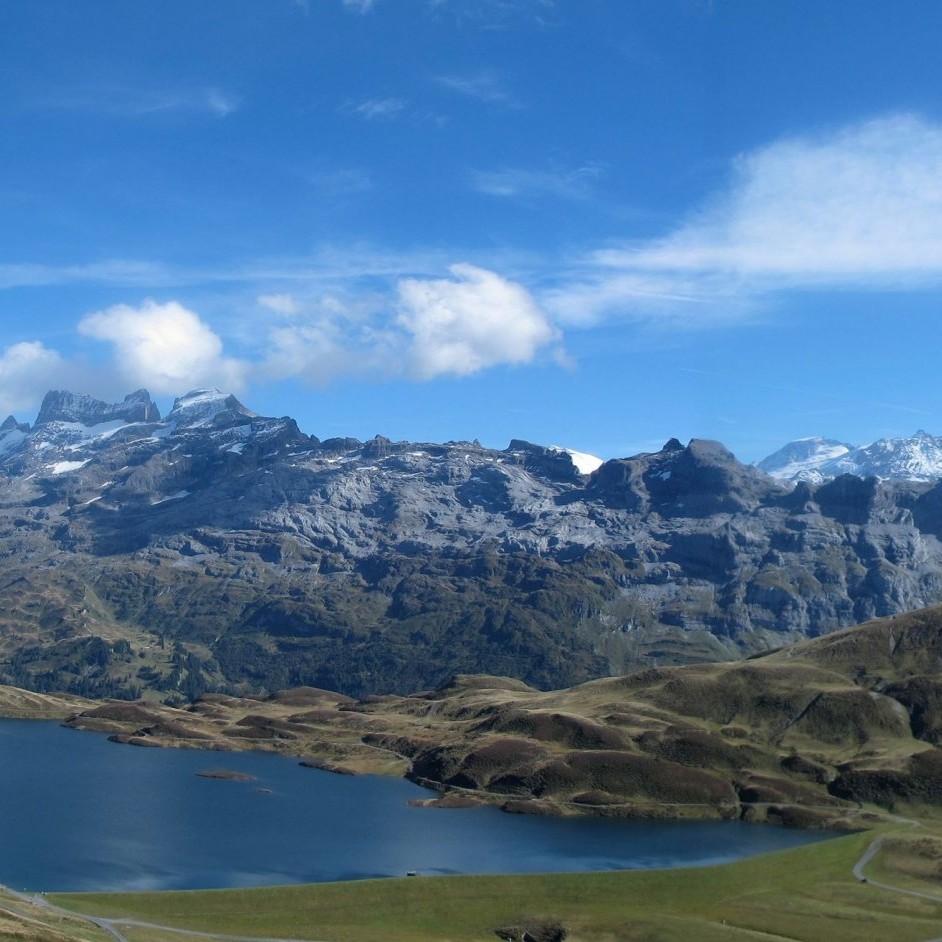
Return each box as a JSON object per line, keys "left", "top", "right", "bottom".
{"left": 49, "top": 459, "right": 90, "bottom": 475}
{"left": 549, "top": 446, "right": 604, "bottom": 475}
{"left": 152, "top": 490, "right": 191, "bottom": 505}
{"left": 828, "top": 431, "right": 942, "bottom": 482}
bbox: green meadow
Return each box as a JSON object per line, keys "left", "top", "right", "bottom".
{"left": 41, "top": 826, "right": 942, "bottom": 942}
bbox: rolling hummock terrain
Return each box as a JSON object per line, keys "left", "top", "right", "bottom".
{"left": 45, "top": 605, "right": 942, "bottom": 829}
{"left": 5, "top": 387, "right": 942, "bottom": 699}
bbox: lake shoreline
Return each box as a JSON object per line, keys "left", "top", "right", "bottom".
{"left": 0, "top": 681, "right": 891, "bottom": 833}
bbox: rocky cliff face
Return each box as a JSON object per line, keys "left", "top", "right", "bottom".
{"left": 3, "top": 389, "right": 942, "bottom": 700}
{"left": 35, "top": 389, "right": 162, "bottom": 427}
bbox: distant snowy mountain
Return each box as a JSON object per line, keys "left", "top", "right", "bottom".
{"left": 828, "top": 431, "right": 942, "bottom": 482}
{"left": 759, "top": 431, "right": 942, "bottom": 482}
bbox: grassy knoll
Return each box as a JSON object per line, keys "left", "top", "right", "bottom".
{"left": 48, "top": 827, "right": 942, "bottom": 942}
{"left": 0, "top": 684, "right": 93, "bottom": 720}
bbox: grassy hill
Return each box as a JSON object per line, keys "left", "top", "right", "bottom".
{"left": 50, "top": 604, "right": 942, "bottom": 827}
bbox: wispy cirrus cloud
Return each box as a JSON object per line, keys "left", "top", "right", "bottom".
{"left": 546, "top": 113, "right": 942, "bottom": 326}
{"left": 344, "top": 97, "right": 407, "bottom": 120}
{"left": 426, "top": 0, "right": 556, "bottom": 28}
{"left": 302, "top": 163, "right": 373, "bottom": 197}
{"left": 471, "top": 163, "right": 603, "bottom": 200}
{"left": 37, "top": 84, "right": 239, "bottom": 119}
{"left": 0, "top": 260, "right": 179, "bottom": 291}
{"left": 435, "top": 71, "right": 516, "bottom": 105}
{"left": 342, "top": 0, "right": 376, "bottom": 12}
{"left": 0, "top": 247, "right": 457, "bottom": 294}
{"left": 258, "top": 294, "right": 301, "bottom": 317}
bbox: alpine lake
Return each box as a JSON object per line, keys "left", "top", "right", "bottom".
{"left": 0, "top": 718, "right": 835, "bottom": 893}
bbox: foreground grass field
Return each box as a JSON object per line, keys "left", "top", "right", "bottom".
{"left": 39, "top": 826, "right": 942, "bottom": 942}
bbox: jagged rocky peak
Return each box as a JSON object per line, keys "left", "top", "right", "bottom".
{"left": 588, "top": 437, "right": 783, "bottom": 516}
{"left": 166, "top": 388, "right": 257, "bottom": 429}
{"left": 1, "top": 415, "right": 29, "bottom": 433}
{"left": 35, "top": 389, "right": 160, "bottom": 427}
{"left": 644, "top": 438, "right": 768, "bottom": 509}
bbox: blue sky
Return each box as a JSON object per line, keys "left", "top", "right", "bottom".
{"left": 2, "top": 0, "right": 942, "bottom": 463}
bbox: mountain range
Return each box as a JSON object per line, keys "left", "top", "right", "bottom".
{"left": 757, "top": 431, "right": 942, "bottom": 482}
{"left": 5, "top": 388, "right": 942, "bottom": 701}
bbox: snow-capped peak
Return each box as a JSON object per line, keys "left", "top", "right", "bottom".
{"left": 166, "top": 389, "right": 257, "bottom": 429}
{"left": 827, "top": 432, "right": 942, "bottom": 482}
{"left": 757, "top": 437, "right": 853, "bottom": 481}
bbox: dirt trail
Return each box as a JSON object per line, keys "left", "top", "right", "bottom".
{"left": 0, "top": 886, "right": 326, "bottom": 942}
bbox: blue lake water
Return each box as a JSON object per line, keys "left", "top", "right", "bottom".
{"left": 0, "top": 719, "right": 834, "bottom": 892}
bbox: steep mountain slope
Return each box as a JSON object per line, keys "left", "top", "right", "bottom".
{"left": 5, "top": 388, "right": 942, "bottom": 700}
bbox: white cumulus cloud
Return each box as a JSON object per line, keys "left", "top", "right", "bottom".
{"left": 78, "top": 300, "right": 247, "bottom": 394}
{"left": 396, "top": 263, "right": 558, "bottom": 378}
{"left": 0, "top": 342, "right": 70, "bottom": 417}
